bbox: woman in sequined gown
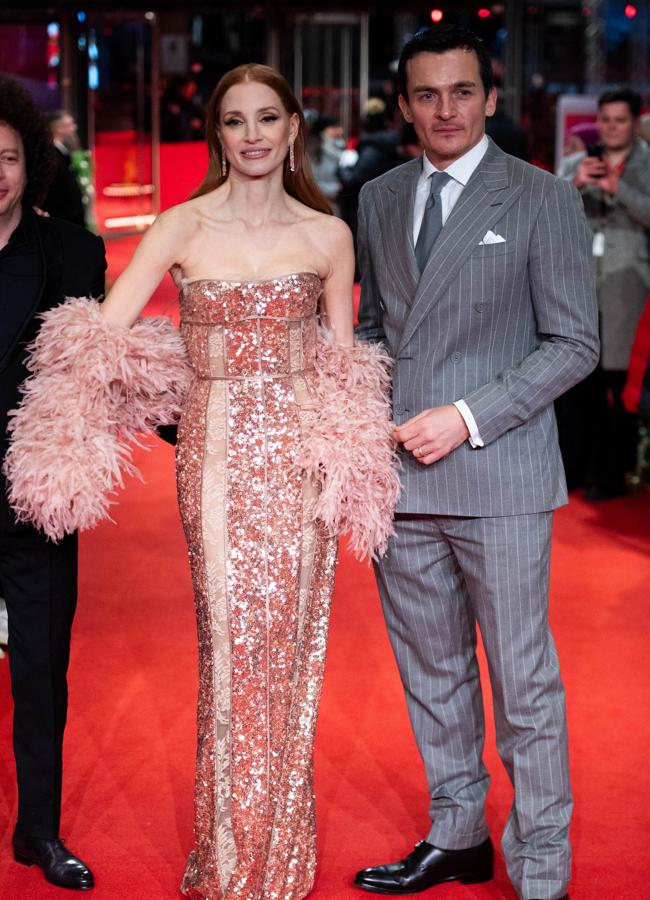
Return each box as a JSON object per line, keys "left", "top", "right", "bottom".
{"left": 100, "top": 65, "right": 357, "bottom": 899}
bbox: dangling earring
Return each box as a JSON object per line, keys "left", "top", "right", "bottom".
{"left": 289, "top": 143, "right": 295, "bottom": 173}
{"left": 221, "top": 149, "right": 228, "bottom": 177}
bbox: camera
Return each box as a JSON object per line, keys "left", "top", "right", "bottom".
{"left": 586, "top": 143, "right": 606, "bottom": 177}
{"left": 586, "top": 143, "right": 605, "bottom": 160}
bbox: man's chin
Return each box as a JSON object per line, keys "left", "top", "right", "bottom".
{"left": 427, "top": 142, "right": 467, "bottom": 163}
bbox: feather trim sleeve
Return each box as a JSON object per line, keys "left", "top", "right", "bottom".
{"left": 299, "top": 328, "right": 400, "bottom": 560}
{"left": 3, "top": 297, "right": 192, "bottom": 541}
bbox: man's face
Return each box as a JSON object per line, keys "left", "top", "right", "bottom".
{"left": 0, "top": 122, "right": 27, "bottom": 221}
{"left": 53, "top": 113, "right": 79, "bottom": 151}
{"left": 597, "top": 101, "right": 637, "bottom": 153}
{"left": 398, "top": 49, "right": 496, "bottom": 168}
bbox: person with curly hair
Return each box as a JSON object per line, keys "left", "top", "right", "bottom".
{"left": 0, "top": 75, "right": 106, "bottom": 891}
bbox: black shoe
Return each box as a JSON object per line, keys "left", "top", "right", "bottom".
{"left": 13, "top": 829, "right": 94, "bottom": 891}
{"left": 354, "top": 837, "right": 494, "bottom": 894}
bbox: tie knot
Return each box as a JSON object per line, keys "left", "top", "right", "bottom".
{"left": 429, "top": 170, "right": 451, "bottom": 196}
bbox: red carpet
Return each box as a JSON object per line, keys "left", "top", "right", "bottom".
{"left": 1, "top": 446, "right": 649, "bottom": 900}
{"left": 1, "top": 237, "right": 649, "bottom": 897}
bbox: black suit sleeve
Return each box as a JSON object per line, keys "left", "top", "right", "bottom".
{"left": 90, "top": 234, "right": 107, "bottom": 298}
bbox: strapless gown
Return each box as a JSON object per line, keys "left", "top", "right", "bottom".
{"left": 4, "top": 268, "right": 398, "bottom": 897}
{"left": 176, "top": 273, "right": 338, "bottom": 900}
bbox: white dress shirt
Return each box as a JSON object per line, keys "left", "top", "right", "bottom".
{"left": 412, "top": 135, "right": 489, "bottom": 448}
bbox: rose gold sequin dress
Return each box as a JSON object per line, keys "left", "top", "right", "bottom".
{"left": 176, "top": 272, "right": 338, "bottom": 900}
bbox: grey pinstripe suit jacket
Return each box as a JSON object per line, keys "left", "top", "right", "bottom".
{"left": 356, "top": 138, "right": 599, "bottom": 517}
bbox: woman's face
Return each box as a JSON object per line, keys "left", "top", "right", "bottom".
{"left": 218, "top": 80, "right": 299, "bottom": 179}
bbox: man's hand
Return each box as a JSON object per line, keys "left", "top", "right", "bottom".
{"left": 597, "top": 169, "right": 619, "bottom": 195}
{"left": 394, "top": 405, "right": 470, "bottom": 465}
{"left": 573, "top": 155, "right": 607, "bottom": 189}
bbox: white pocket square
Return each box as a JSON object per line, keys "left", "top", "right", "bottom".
{"left": 478, "top": 230, "right": 506, "bottom": 245}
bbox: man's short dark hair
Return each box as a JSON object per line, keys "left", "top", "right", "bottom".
{"left": 0, "top": 75, "right": 57, "bottom": 206}
{"left": 47, "top": 109, "right": 71, "bottom": 127}
{"left": 398, "top": 25, "right": 494, "bottom": 100}
{"left": 598, "top": 87, "right": 642, "bottom": 118}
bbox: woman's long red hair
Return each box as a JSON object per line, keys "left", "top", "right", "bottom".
{"left": 192, "top": 63, "right": 331, "bottom": 215}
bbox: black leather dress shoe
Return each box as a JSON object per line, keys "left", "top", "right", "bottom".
{"left": 354, "top": 837, "right": 494, "bottom": 894}
{"left": 13, "top": 829, "right": 94, "bottom": 891}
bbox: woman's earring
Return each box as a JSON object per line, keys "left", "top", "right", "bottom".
{"left": 221, "top": 149, "right": 228, "bottom": 177}
{"left": 289, "top": 143, "right": 295, "bottom": 173}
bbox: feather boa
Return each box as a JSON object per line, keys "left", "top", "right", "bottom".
{"left": 300, "top": 329, "right": 400, "bottom": 560}
{"left": 3, "top": 297, "right": 192, "bottom": 541}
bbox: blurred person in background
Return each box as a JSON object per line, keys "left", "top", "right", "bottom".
{"left": 560, "top": 87, "right": 650, "bottom": 499}
{"left": 308, "top": 114, "right": 345, "bottom": 214}
{"left": 338, "top": 97, "right": 401, "bottom": 259}
{"left": 160, "top": 75, "right": 205, "bottom": 142}
{"left": 566, "top": 122, "right": 600, "bottom": 155}
{"left": 0, "top": 76, "right": 105, "bottom": 890}
{"left": 42, "top": 110, "right": 86, "bottom": 229}
{"left": 485, "top": 77, "right": 528, "bottom": 161}
{"left": 640, "top": 113, "right": 650, "bottom": 147}
{"left": 557, "top": 122, "right": 600, "bottom": 179}
{"left": 399, "top": 122, "right": 422, "bottom": 161}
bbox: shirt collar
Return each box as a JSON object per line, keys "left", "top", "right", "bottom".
{"left": 421, "top": 134, "right": 489, "bottom": 185}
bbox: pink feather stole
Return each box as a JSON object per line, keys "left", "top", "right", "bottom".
{"left": 3, "top": 297, "right": 192, "bottom": 541}
{"left": 3, "top": 299, "right": 400, "bottom": 556}
{"left": 300, "top": 329, "right": 401, "bottom": 560}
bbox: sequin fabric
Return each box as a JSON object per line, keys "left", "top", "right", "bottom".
{"left": 176, "top": 273, "right": 338, "bottom": 900}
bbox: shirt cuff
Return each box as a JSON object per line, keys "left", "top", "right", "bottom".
{"left": 453, "top": 400, "right": 485, "bottom": 448}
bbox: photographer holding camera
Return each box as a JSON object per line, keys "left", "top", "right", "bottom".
{"left": 560, "top": 88, "right": 650, "bottom": 500}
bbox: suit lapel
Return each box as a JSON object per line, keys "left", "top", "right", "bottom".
{"left": 396, "top": 141, "right": 523, "bottom": 355}
{"left": 381, "top": 159, "right": 420, "bottom": 306}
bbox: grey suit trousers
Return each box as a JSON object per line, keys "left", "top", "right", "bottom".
{"left": 375, "top": 511, "right": 571, "bottom": 900}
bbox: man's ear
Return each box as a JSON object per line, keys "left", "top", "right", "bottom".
{"left": 398, "top": 93, "right": 413, "bottom": 123}
{"left": 485, "top": 87, "right": 498, "bottom": 119}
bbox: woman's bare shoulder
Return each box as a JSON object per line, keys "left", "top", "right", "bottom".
{"left": 154, "top": 196, "right": 201, "bottom": 228}
{"left": 154, "top": 187, "right": 229, "bottom": 231}
{"left": 310, "top": 212, "right": 353, "bottom": 253}
{"left": 295, "top": 204, "right": 352, "bottom": 245}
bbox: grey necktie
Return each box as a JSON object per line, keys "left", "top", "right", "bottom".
{"left": 415, "top": 171, "right": 451, "bottom": 272}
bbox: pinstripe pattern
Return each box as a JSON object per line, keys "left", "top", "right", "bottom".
{"left": 374, "top": 514, "right": 571, "bottom": 899}
{"left": 356, "top": 139, "right": 597, "bottom": 900}
{"left": 357, "top": 139, "right": 600, "bottom": 516}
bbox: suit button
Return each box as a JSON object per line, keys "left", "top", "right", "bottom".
{"left": 451, "top": 351, "right": 462, "bottom": 363}
{"left": 474, "top": 302, "right": 484, "bottom": 313}
{"left": 394, "top": 404, "right": 404, "bottom": 415}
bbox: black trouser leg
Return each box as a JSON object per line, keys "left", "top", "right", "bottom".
{"left": 574, "top": 367, "right": 639, "bottom": 494}
{"left": 592, "top": 369, "right": 639, "bottom": 493}
{"left": 607, "top": 370, "right": 639, "bottom": 476}
{"left": 0, "top": 524, "right": 78, "bottom": 839}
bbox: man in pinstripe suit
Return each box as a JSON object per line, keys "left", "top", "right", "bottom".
{"left": 354, "top": 26, "right": 598, "bottom": 900}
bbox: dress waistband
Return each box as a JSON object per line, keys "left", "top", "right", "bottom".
{"left": 194, "top": 367, "right": 316, "bottom": 382}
